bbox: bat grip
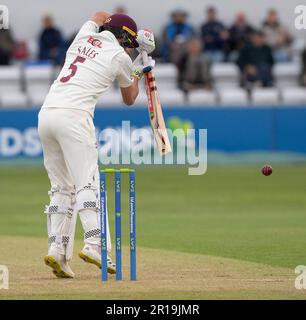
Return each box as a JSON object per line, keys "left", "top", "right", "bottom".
{"left": 142, "top": 51, "right": 152, "bottom": 74}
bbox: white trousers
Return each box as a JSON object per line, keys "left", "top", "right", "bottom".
{"left": 38, "top": 108, "right": 111, "bottom": 258}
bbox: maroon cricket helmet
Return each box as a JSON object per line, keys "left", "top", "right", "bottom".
{"left": 103, "top": 13, "right": 139, "bottom": 48}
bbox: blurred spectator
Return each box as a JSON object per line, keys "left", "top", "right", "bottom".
{"left": 200, "top": 6, "right": 228, "bottom": 63}
{"left": 238, "top": 31, "right": 274, "bottom": 88}
{"left": 0, "top": 29, "right": 15, "bottom": 65}
{"left": 38, "top": 15, "right": 64, "bottom": 65}
{"left": 262, "top": 9, "right": 292, "bottom": 62}
{"left": 301, "top": 48, "right": 306, "bottom": 86}
{"left": 13, "top": 41, "right": 29, "bottom": 61}
{"left": 228, "top": 12, "right": 254, "bottom": 62}
{"left": 114, "top": 6, "right": 127, "bottom": 14}
{"left": 161, "top": 9, "right": 194, "bottom": 63}
{"left": 177, "top": 38, "right": 211, "bottom": 92}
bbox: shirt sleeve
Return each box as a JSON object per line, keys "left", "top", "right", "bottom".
{"left": 77, "top": 21, "right": 100, "bottom": 36}
{"left": 114, "top": 52, "right": 134, "bottom": 88}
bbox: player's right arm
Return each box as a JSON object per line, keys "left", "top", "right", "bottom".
{"left": 114, "top": 52, "right": 139, "bottom": 106}
{"left": 115, "top": 52, "right": 155, "bottom": 106}
{"left": 119, "top": 29, "right": 156, "bottom": 105}
{"left": 120, "top": 77, "right": 140, "bottom": 106}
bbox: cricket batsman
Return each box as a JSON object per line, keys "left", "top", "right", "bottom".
{"left": 38, "top": 11, "right": 155, "bottom": 278}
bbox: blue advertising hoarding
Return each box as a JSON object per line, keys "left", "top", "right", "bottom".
{"left": 0, "top": 106, "right": 306, "bottom": 159}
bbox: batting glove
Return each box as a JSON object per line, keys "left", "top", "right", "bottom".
{"left": 132, "top": 53, "right": 155, "bottom": 79}
{"left": 136, "top": 29, "right": 156, "bottom": 54}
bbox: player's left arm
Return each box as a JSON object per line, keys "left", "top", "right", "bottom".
{"left": 89, "top": 11, "right": 111, "bottom": 26}
{"left": 71, "top": 11, "right": 111, "bottom": 44}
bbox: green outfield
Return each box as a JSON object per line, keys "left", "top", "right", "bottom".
{"left": 1, "top": 165, "right": 306, "bottom": 299}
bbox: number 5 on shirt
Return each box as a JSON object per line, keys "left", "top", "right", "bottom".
{"left": 60, "top": 56, "right": 86, "bottom": 83}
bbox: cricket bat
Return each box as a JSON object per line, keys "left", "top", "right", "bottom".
{"left": 142, "top": 51, "right": 172, "bottom": 156}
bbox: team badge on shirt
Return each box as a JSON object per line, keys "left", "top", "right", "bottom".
{"left": 87, "top": 36, "right": 102, "bottom": 48}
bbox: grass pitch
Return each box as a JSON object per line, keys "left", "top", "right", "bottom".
{"left": 0, "top": 165, "right": 306, "bottom": 299}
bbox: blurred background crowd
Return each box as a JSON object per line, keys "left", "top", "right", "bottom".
{"left": 1, "top": 4, "right": 306, "bottom": 106}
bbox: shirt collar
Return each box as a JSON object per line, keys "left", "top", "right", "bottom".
{"left": 102, "top": 30, "right": 120, "bottom": 45}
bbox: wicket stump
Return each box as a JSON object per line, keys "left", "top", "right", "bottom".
{"left": 99, "top": 168, "right": 136, "bottom": 281}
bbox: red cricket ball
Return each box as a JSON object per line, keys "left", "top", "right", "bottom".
{"left": 262, "top": 165, "right": 273, "bottom": 176}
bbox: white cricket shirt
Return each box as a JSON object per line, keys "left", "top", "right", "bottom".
{"left": 42, "top": 21, "right": 134, "bottom": 117}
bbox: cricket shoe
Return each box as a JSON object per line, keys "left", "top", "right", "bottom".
{"left": 44, "top": 245, "right": 75, "bottom": 279}
{"left": 79, "top": 244, "right": 116, "bottom": 274}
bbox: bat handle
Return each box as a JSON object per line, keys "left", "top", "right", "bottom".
{"left": 142, "top": 51, "right": 152, "bottom": 74}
